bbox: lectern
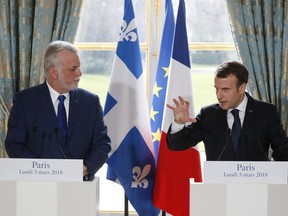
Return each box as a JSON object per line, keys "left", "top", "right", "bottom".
{"left": 190, "top": 161, "right": 288, "bottom": 216}
{"left": 0, "top": 158, "right": 100, "bottom": 216}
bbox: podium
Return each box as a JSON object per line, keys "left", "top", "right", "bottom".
{"left": 190, "top": 183, "right": 288, "bottom": 216}
{"left": 0, "top": 179, "right": 99, "bottom": 216}
{"left": 190, "top": 161, "right": 288, "bottom": 216}
{"left": 0, "top": 158, "right": 100, "bottom": 216}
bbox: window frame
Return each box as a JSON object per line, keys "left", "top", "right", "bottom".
{"left": 73, "top": 0, "right": 237, "bottom": 213}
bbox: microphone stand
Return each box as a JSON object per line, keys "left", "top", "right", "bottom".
{"left": 124, "top": 191, "right": 167, "bottom": 216}
{"left": 217, "top": 128, "right": 231, "bottom": 161}
{"left": 125, "top": 193, "right": 129, "bottom": 216}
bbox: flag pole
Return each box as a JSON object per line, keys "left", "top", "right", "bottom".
{"left": 162, "top": 211, "right": 166, "bottom": 215}
{"left": 124, "top": 193, "right": 129, "bottom": 216}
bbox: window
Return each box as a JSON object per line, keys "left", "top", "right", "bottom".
{"left": 74, "top": 0, "right": 237, "bottom": 214}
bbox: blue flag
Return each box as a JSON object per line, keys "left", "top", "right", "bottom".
{"left": 150, "top": 0, "right": 175, "bottom": 162}
{"left": 104, "top": 0, "right": 159, "bottom": 215}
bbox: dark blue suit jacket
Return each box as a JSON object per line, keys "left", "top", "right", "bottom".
{"left": 5, "top": 82, "right": 111, "bottom": 179}
{"left": 167, "top": 93, "right": 288, "bottom": 161}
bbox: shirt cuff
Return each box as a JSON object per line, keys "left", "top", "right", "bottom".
{"left": 170, "top": 121, "right": 185, "bottom": 134}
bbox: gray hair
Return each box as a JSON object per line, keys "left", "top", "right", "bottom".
{"left": 44, "top": 41, "right": 79, "bottom": 74}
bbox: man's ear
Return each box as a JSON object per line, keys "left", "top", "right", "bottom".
{"left": 49, "top": 67, "right": 58, "bottom": 79}
{"left": 240, "top": 83, "right": 247, "bottom": 93}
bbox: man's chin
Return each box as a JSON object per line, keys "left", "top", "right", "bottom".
{"left": 71, "top": 83, "right": 79, "bottom": 89}
{"left": 67, "top": 86, "right": 77, "bottom": 92}
{"left": 219, "top": 103, "right": 229, "bottom": 110}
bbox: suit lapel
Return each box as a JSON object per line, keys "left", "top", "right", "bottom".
{"left": 241, "top": 94, "right": 255, "bottom": 137}
{"left": 216, "top": 105, "right": 229, "bottom": 132}
{"left": 38, "top": 83, "right": 59, "bottom": 127}
{"left": 67, "top": 89, "right": 80, "bottom": 140}
{"left": 215, "top": 105, "right": 236, "bottom": 158}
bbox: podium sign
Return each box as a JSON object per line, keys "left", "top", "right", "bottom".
{"left": 0, "top": 158, "right": 83, "bottom": 182}
{"left": 204, "top": 161, "right": 288, "bottom": 184}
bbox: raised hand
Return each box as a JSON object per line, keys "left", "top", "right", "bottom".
{"left": 166, "top": 96, "right": 197, "bottom": 124}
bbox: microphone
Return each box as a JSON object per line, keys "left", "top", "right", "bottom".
{"left": 217, "top": 128, "right": 231, "bottom": 161}
{"left": 20, "top": 126, "right": 37, "bottom": 156}
{"left": 54, "top": 127, "right": 67, "bottom": 159}
{"left": 32, "top": 126, "right": 37, "bottom": 134}
{"left": 37, "top": 132, "right": 46, "bottom": 157}
{"left": 55, "top": 127, "right": 89, "bottom": 181}
{"left": 27, "top": 126, "right": 37, "bottom": 149}
{"left": 257, "top": 132, "right": 269, "bottom": 161}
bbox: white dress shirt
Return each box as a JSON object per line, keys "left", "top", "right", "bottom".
{"left": 46, "top": 82, "right": 69, "bottom": 123}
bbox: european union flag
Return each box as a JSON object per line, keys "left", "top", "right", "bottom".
{"left": 150, "top": 0, "right": 175, "bottom": 162}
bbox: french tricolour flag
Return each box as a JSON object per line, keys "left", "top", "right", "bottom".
{"left": 153, "top": 0, "right": 203, "bottom": 215}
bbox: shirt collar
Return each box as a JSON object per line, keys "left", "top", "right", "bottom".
{"left": 46, "top": 82, "right": 70, "bottom": 103}
{"left": 228, "top": 93, "right": 248, "bottom": 114}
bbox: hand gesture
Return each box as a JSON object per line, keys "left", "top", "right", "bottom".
{"left": 166, "top": 96, "right": 197, "bottom": 124}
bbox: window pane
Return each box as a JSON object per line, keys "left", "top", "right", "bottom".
{"left": 75, "top": 0, "right": 238, "bottom": 213}
{"left": 78, "top": 51, "right": 113, "bottom": 104}
{"left": 191, "top": 50, "right": 238, "bottom": 69}
{"left": 78, "top": 50, "right": 147, "bottom": 105}
{"left": 177, "top": 0, "right": 234, "bottom": 42}
{"left": 75, "top": 0, "right": 147, "bottom": 43}
{"left": 191, "top": 50, "right": 238, "bottom": 112}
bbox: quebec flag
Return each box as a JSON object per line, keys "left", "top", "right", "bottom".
{"left": 103, "top": 0, "right": 159, "bottom": 215}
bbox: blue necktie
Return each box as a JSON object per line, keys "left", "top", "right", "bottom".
{"left": 231, "top": 109, "right": 241, "bottom": 151}
{"left": 57, "top": 95, "right": 67, "bottom": 144}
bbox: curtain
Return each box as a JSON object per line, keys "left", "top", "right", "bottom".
{"left": 0, "top": 0, "right": 83, "bottom": 157}
{"left": 226, "top": 0, "right": 288, "bottom": 132}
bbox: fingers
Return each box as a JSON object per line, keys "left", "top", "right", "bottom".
{"left": 188, "top": 117, "right": 197, "bottom": 123}
{"left": 166, "top": 96, "right": 194, "bottom": 124}
{"left": 175, "top": 96, "right": 189, "bottom": 106}
{"left": 166, "top": 103, "right": 175, "bottom": 110}
{"left": 166, "top": 96, "right": 190, "bottom": 110}
{"left": 172, "top": 98, "right": 180, "bottom": 106}
{"left": 179, "top": 97, "right": 191, "bottom": 107}
{"left": 178, "top": 96, "right": 185, "bottom": 105}
{"left": 83, "top": 165, "right": 88, "bottom": 176}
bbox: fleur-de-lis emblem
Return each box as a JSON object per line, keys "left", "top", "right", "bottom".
{"left": 119, "top": 19, "right": 137, "bottom": 42}
{"left": 131, "top": 164, "right": 151, "bottom": 188}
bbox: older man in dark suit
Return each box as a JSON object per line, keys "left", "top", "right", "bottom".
{"left": 167, "top": 61, "right": 288, "bottom": 161}
{"left": 5, "top": 41, "right": 111, "bottom": 180}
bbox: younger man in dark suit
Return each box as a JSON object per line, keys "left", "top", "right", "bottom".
{"left": 167, "top": 61, "right": 288, "bottom": 161}
{"left": 5, "top": 41, "right": 111, "bottom": 180}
